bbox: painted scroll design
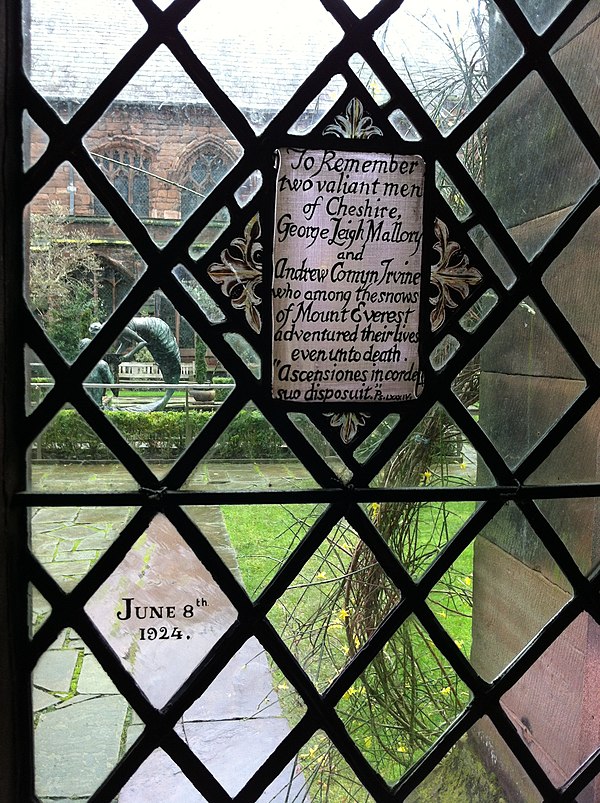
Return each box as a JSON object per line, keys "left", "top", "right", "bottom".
{"left": 321, "top": 99, "right": 382, "bottom": 443}
{"left": 323, "top": 98, "right": 384, "bottom": 140}
{"left": 430, "top": 217, "right": 482, "bottom": 332}
{"left": 208, "top": 214, "right": 262, "bottom": 333}
{"left": 325, "top": 412, "right": 371, "bottom": 445}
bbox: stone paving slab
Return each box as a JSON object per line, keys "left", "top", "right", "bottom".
{"left": 78, "top": 654, "right": 120, "bottom": 694}
{"left": 33, "top": 649, "right": 78, "bottom": 693}
{"left": 35, "top": 695, "right": 128, "bottom": 798}
{"left": 33, "top": 688, "right": 60, "bottom": 712}
{"left": 31, "top": 462, "right": 312, "bottom": 802}
{"left": 184, "top": 637, "right": 282, "bottom": 722}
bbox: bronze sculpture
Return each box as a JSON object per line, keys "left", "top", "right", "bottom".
{"left": 89, "top": 317, "right": 181, "bottom": 411}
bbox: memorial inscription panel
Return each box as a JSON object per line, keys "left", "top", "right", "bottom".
{"left": 272, "top": 148, "right": 426, "bottom": 403}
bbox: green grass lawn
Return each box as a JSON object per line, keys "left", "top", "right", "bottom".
{"left": 222, "top": 499, "right": 476, "bottom": 796}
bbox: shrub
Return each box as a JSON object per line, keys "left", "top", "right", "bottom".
{"left": 38, "top": 408, "right": 286, "bottom": 461}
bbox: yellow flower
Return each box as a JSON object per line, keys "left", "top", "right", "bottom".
{"left": 342, "top": 686, "right": 358, "bottom": 700}
{"left": 354, "top": 635, "right": 360, "bottom": 648}
{"left": 454, "top": 639, "right": 464, "bottom": 650}
{"left": 464, "top": 576, "right": 472, "bottom": 587}
{"left": 441, "top": 686, "right": 452, "bottom": 696}
{"left": 438, "top": 610, "right": 447, "bottom": 619}
{"left": 338, "top": 608, "right": 351, "bottom": 622}
{"left": 316, "top": 571, "right": 327, "bottom": 580}
{"left": 460, "top": 461, "right": 467, "bottom": 470}
{"left": 364, "top": 735, "right": 372, "bottom": 748}
{"left": 277, "top": 682, "right": 289, "bottom": 691}
{"left": 422, "top": 470, "right": 433, "bottom": 483}
{"left": 398, "top": 744, "right": 408, "bottom": 753}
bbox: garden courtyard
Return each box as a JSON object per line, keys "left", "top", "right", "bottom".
{"left": 30, "top": 456, "right": 478, "bottom": 803}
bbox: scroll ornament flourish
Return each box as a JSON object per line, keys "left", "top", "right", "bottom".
{"left": 323, "top": 98, "right": 383, "bottom": 139}
{"left": 322, "top": 98, "right": 380, "bottom": 442}
{"left": 325, "top": 412, "right": 371, "bottom": 445}
{"left": 208, "top": 214, "right": 262, "bottom": 333}
{"left": 430, "top": 217, "right": 482, "bottom": 332}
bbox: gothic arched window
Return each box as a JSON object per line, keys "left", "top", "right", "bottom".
{"left": 93, "top": 150, "right": 150, "bottom": 218}
{"left": 180, "top": 146, "right": 233, "bottom": 220}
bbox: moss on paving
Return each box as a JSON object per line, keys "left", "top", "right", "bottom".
{"left": 407, "top": 740, "right": 507, "bottom": 803}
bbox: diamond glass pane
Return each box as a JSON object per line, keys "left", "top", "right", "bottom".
{"left": 27, "top": 0, "right": 147, "bottom": 120}
{"left": 375, "top": 0, "right": 522, "bottom": 135}
{"left": 83, "top": 46, "right": 242, "bottom": 239}
{"left": 464, "top": 298, "right": 584, "bottom": 470}
{"left": 217, "top": 503, "right": 326, "bottom": 599}
{"left": 501, "top": 613, "right": 600, "bottom": 788}
{"left": 460, "top": 71, "right": 599, "bottom": 244}
{"left": 34, "top": 630, "right": 129, "bottom": 800}
{"left": 471, "top": 502, "right": 573, "bottom": 682}
{"left": 335, "top": 615, "right": 472, "bottom": 783}
{"left": 85, "top": 513, "right": 238, "bottom": 708}
{"left": 29, "top": 407, "right": 140, "bottom": 492}
{"left": 372, "top": 403, "right": 489, "bottom": 488}
{"left": 179, "top": 0, "right": 344, "bottom": 133}
{"left": 542, "top": 206, "right": 600, "bottom": 365}
{"left": 31, "top": 505, "right": 136, "bottom": 592}
{"left": 267, "top": 518, "right": 401, "bottom": 692}
{"left": 551, "top": 5, "right": 600, "bottom": 134}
